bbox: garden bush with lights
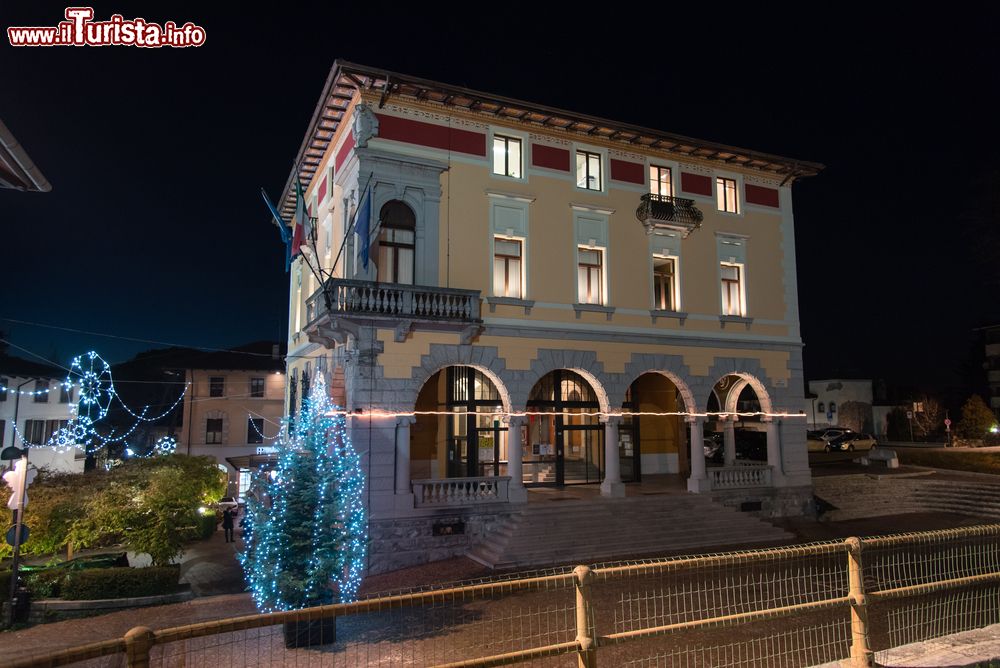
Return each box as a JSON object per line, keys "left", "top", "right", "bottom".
{"left": 0, "top": 455, "right": 226, "bottom": 565}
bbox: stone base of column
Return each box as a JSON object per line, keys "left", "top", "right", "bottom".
{"left": 393, "top": 492, "right": 415, "bottom": 510}
{"left": 600, "top": 480, "right": 625, "bottom": 498}
{"left": 508, "top": 484, "right": 528, "bottom": 503}
{"left": 687, "top": 477, "right": 712, "bottom": 493}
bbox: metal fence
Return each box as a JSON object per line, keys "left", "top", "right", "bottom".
{"left": 9, "top": 524, "right": 1000, "bottom": 668}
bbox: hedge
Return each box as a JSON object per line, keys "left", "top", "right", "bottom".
{"left": 61, "top": 565, "right": 181, "bottom": 600}
{"left": 198, "top": 512, "right": 217, "bottom": 539}
{"left": 24, "top": 570, "right": 65, "bottom": 598}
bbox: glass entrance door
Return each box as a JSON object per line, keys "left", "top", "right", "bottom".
{"left": 445, "top": 367, "right": 506, "bottom": 479}
{"left": 562, "top": 424, "right": 604, "bottom": 484}
{"left": 525, "top": 370, "right": 603, "bottom": 487}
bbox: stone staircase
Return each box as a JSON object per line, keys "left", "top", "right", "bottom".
{"left": 466, "top": 493, "right": 793, "bottom": 569}
{"left": 813, "top": 474, "right": 1000, "bottom": 522}
{"left": 529, "top": 461, "right": 602, "bottom": 485}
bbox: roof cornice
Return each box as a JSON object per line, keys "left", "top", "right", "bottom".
{"left": 278, "top": 60, "right": 824, "bottom": 221}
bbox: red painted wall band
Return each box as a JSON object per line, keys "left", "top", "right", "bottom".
{"left": 610, "top": 158, "right": 645, "bottom": 185}
{"left": 680, "top": 172, "right": 712, "bottom": 196}
{"left": 531, "top": 144, "right": 570, "bottom": 171}
{"left": 376, "top": 114, "right": 486, "bottom": 157}
{"left": 334, "top": 132, "right": 355, "bottom": 172}
{"left": 745, "top": 183, "right": 780, "bottom": 208}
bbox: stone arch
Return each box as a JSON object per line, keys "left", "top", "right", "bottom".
{"left": 403, "top": 343, "right": 513, "bottom": 415}
{"left": 414, "top": 362, "right": 512, "bottom": 414}
{"left": 611, "top": 353, "right": 703, "bottom": 415}
{"left": 619, "top": 370, "right": 697, "bottom": 414}
{"left": 517, "top": 350, "right": 611, "bottom": 414}
{"left": 707, "top": 370, "right": 774, "bottom": 416}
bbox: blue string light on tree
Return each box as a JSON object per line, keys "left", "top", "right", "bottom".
{"left": 240, "top": 374, "right": 367, "bottom": 613}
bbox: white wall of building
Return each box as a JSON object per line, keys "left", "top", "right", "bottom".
{"left": 806, "top": 379, "right": 874, "bottom": 430}
{"left": 0, "top": 375, "right": 85, "bottom": 474}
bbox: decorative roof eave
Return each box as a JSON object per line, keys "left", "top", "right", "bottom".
{"left": 278, "top": 61, "right": 825, "bottom": 222}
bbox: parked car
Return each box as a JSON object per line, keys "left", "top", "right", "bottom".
{"left": 704, "top": 429, "right": 767, "bottom": 461}
{"left": 704, "top": 437, "right": 723, "bottom": 463}
{"left": 216, "top": 497, "right": 245, "bottom": 513}
{"left": 807, "top": 430, "right": 830, "bottom": 452}
{"left": 827, "top": 432, "right": 877, "bottom": 452}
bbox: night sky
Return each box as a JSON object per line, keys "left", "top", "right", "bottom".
{"left": 3, "top": 3, "right": 999, "bottom": 401}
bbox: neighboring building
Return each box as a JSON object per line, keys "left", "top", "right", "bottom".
{"left": 176, "top": 343, "right": 285, "bottom": 497}
{"left": 0, "top": 355, "right": 84, "bottom": 473}
{"left": 277, "top": 62, "right": 822, "bottom": 571}
{"left": 0, "top": 117, "right": 51, "bottom": 192}
{"left": 978, "top": 324, "right": 1000, "bottom": 418}
{"left": 806, "top": 379, "right": 874, "bottom": 432}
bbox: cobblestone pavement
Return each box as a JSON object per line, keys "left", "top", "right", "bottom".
{"left": 1, "top": 513, "right": 998, "bottom": 666}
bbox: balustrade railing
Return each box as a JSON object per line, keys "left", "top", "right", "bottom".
{"left": 309, "top": 278, "right": 481, "bottom": 324}
{"left": 708, "top": 464, "right": 772, "bottom": 490}
{"left": 412, "top": 476, "right": 511, "bottom": 507}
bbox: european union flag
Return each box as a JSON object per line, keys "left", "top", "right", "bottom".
{"left": 357, "top": 189, "right": 372, "bottom": 270}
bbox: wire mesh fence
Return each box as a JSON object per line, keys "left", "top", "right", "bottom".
{"left": 9, "top": 524, "right": 1000, "bottom": 668}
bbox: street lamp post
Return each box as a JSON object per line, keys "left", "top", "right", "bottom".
{"left": 5, "top": 378, "right": 36, "bottom": 627}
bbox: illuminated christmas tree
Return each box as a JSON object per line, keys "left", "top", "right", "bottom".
{"left": 240, "top": 374, "right": 366, "bottom": 624}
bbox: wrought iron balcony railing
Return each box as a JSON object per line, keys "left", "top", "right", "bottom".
{"left": 636, "top": 193, "right": 704, "bottom": 238}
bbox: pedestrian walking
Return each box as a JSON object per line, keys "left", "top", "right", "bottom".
{"left": 222, "top": 507, "right": 235, "bottom": 543}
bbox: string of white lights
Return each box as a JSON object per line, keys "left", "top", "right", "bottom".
{"left": 326, "top": 409, "right": 808, "bottom": 419}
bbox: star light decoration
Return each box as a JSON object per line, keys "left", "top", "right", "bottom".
{"left": 14, "top": 351, "right": 187, "bottom": 458}
{"left": 240, "top": 375, "right": 367, "bottom": 612}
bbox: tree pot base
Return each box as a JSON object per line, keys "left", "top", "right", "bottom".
{"left": 283, "top": 616, "right": 336, "bottom": 648}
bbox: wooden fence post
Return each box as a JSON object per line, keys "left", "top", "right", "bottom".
{"left": 124, "top": 626, "right": 155, "bottom": 668}
{"left": 573, "top": 565, "right": 597, "bottom": 668}
{"left": 846, "top": 537, "right": 874, "bottom": 667}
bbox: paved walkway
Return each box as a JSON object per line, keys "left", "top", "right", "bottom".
{"left": 877, "top": 623, "right": 1000, "bottom": 666}
{"left": 179, "top": 525, "right": 246, "bottom": 596}
{"left": 812, "top": 623, "right": 1000, "bottom": 667}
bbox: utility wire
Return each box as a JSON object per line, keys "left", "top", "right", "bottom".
{"left": 1, "top": 318, "right": 309, "bottom": 359}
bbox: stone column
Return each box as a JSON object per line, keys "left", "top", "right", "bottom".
{"left": 687, "top": 417, "right": 711, "bottom": 493}
{"left": 394, "top": 415, "right": 416, "bottom": 510}
{"left": 601, "top": 415, "right": 625, "bottom": 498}
{"left": 763, "top": 417, "right": 785, "bottom": 485}
{"left": 506, "top": 415, "right": 527, "bottom": 503}
{"left": 723, "top": 417, "right": 737, "bottom": 466}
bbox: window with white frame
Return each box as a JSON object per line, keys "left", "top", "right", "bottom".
{"left": 492, "top": 135, "right": 522, "bottom": 179}
{"left": 376, "top": 200, "right": 415, "bottom": 285}
{"left": 716, "top": 177, "right": 739, "bottom": 213}
{"left": 206, "top": 418, "right": 223, "bottom": 444}
{"left": 650, "top": 165, "right": 672, "bottom": 197}
{"left": 34, "top": 379, "right": 49, "bottom": 403}
{"left": 720, "top": 262, "right": 745, "bottom": 316}
{"left": 577, "top": 247, "right": 604, "bottom": 304}
{"left": 493, "top": 237, "right": 523, "bottom": 298}
{"left": 576, "top": 150, "right": 602, "bottom": 190}
{"left": 653, "top": 256, "right": 678, "bottom": 311}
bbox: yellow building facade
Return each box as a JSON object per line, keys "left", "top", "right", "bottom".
{"left": 279, "top": 62, "right": 822, "bottom": 571}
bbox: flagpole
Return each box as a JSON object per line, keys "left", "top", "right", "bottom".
{"left": 329, "top": 173, "right": 375, "bottom": 281}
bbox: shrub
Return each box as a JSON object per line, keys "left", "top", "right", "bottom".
{"left": 957, "top": 395, "right": 998, "bottom": 439}
{"left": 61, "top": 566, "right": 180, "bottom": 600}
{"left": 198, "top": 512, "right": 217, "bottom": 539}
{"left": 24, "top": 570, "right": 66, "bottom": 598}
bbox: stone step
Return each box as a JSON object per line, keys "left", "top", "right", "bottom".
{"left": 467, "top": 495, "right": 793, "bottom": 569}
